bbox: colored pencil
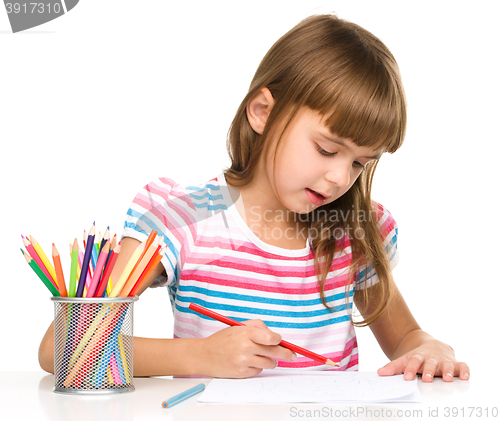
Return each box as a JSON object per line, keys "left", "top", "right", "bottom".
{"left": 99, "top": 227, "right": 110, "bottom": 258}
{"left": 64, "top": 305, "right": 123, "bottom": 387}
{"left": 77, "top": 246, "right": 93, "bottom": 296}
{"left": 22, "top": 236, "right": 58, "bottom": 291}
{"left": 95, "top": 243, "right": 120, "bottom": 298}
{"left": 22, "top": 250, "right": 60, "bottom": 296}
{"left": 52, "top": 244, "right": 68, "bottom": 297}
{"left": 30, "top": 236, "right": 58, "bottom": 288}
{"left": 119, "top": 237, "right": 160, "bottom": 297}
{"left": 133, "top": 248, "right": 165, "bottom": 296}
{"left": 86, "top": 241, "right": 110, "bottom": 297}
{"left": 69, "top": 238, "right": 79, "bottom": 297}
{"left": 188, "top": 303, "right": 339, "bottom": 367}
{"left": 108, "top": 242, "right": 145, "bottom": 297}
{"left": 162, "top": 383, "right": 206, "bottom": 408}
{"left": 77, "top": 223, "right": 95, "bottom": 297}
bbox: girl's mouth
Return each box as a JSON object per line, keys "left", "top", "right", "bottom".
{"left": 305, "top": 188, "right": 327, "bottom": 206}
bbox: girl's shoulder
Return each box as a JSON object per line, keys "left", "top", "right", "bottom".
{"left": 135, "top": 175, "right": 229, "bottom": 224}
{"left": 370, "top": 200, "right": 398, "bottom": 247}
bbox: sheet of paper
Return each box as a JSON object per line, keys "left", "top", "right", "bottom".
{"left": 199, "top": 370, "right": 421, "bottom": 403}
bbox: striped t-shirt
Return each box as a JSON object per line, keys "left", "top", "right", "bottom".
{"left": 123, "top": 173, "right": 399, "bottom": 371}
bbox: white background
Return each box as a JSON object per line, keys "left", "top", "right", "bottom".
{"left": 0, "top": 0, "right": 498, "bottom": 386}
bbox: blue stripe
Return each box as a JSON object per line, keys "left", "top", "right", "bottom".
{"left": 189, "top": 192, "right": 224, "bottom": 202}
{"left": 176, "top": 302, "right": 350, "bottom": 329}
{"left": 177, "top": 294, "right": 350, "bottom": 317}
{"left": 186, "top": 183, "right": 221, "bottom": 192}
{"left": 192, "top": 202, "right": 228, "bottom": 211}
{"left": 177, "top": 284, "right": 353, "bottom": 308}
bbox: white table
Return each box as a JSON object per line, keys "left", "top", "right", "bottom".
{"left": 0, "top": 371, "right": 496, "bottom": 420}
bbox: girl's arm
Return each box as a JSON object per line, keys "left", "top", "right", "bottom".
{"left": 354, "top": 282, "right": 470, "bottom": 382}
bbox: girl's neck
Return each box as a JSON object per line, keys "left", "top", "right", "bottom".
{"left": 227, "top": 176, "right": 310, "bottom": 250}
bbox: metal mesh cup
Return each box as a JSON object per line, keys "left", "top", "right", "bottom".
{"left": 52, "top": 297, "right": 138, "bottom": 394}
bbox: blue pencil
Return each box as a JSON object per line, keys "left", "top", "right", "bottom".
{"left": 76, "top": 222, "right": 95, "bottom": 297}
{"left": 162, "top": 383, "right": 206, "bottom": 408}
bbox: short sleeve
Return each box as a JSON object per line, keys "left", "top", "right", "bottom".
{"left": 122, "top": 177, "right": 199, "bottom": 288}
{"left": 355, "top": 202, "right": 399, "bottom": 289}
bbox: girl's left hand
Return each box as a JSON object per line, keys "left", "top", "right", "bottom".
{"left": 377, "top": 339, "right": 470, "bottom": 382}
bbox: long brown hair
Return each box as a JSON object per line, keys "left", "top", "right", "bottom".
{"left": 225, "top": 14, "right": 406, "bottom": 327}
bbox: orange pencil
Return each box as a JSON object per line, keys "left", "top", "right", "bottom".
{"left": 52, "top": 244, "right": 68, "bottom": 297}
{"left": 134, "top": 248, "right": 165, "bottom": 296}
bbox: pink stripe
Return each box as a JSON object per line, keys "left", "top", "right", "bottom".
{"left": 133, "top": 193, "right": 196, "bottom": 268}
{"left": 176, "top": 314, "right": 226, "bottom": 335}
{"left": 282, "top": 325, "right": 352, "bottom": 341}
{"left": 174, "top": 324, "right": 210, "bottom": 338}
{"left": 196, "top": 237, "right": 311, "bottom": 261}
{"left": 152, "top": 179, "right": 196, "bottom": 211}
{"left": 277, "top": 336, "right": 357, "bottom": 368}
{"left": 179, "top": 271, "right": 351, "bottom": 294}
{"left": 186, "top": 252, "right": 352, "bottom": 278}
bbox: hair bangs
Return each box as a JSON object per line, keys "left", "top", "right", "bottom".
{"left": 298, "top": 27, "right": 407, "bottom": 154}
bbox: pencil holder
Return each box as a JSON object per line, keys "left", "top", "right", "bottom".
{"left": 51, "top": 297, "right": 138, "bottom": 395}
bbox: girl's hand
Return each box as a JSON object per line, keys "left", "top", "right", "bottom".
{"left": 377, "top": 339, "right": 470, "bottom": 382}
{"left": 196, "top": 319, "right": 297, "bottom": 378}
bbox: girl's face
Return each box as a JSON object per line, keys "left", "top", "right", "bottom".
{"left": 264, "top": 107, "right": 383, "bottom": 215}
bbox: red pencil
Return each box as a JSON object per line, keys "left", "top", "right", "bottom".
{"left": 94, "top": 243, "right": 120, "bottom": 298}
{"left": 188, "top": 303, "right": 338, "bottom": 367}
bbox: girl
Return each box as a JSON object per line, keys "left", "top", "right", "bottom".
{"left": 39, "top": 14, "right": 469, "bottom": 382}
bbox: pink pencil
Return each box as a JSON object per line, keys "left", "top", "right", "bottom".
{"left": 86, "top": 241, "right": 110, "bottom": 297}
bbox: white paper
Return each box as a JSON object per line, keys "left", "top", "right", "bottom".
{"left": 199, "top": 370, "right": 421, "bottom": 403}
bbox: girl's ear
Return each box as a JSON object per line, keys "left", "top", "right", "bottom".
{"left": 246, "top": 87, "right": 275, "bottom": 135}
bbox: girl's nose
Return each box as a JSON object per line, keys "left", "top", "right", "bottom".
{"left": 325, "top": 163, "right": 351, "bottom": 187}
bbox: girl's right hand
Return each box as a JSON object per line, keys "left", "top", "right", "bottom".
{"left": 195, "top": 319, "right": 297, "bottom": 378}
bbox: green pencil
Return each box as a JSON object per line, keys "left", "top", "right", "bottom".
{"left": 22, "top": 249, "right": 60, "bottom": 296}
{"left": 69, "top": 238, "right": 79, "bottom": 297}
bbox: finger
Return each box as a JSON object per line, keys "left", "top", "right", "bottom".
{"left": 242, "top": 319, "right": 269, "bottom": 330}
{"left": 255, "top": 343, "right": 297, "bottom": 362}
{"left": 421, "top": 357, "right": 439, "bottom": 382}
{"left": 457, "top": 362, "right": 470, "bottom": 380}
{"left": 245, "top": 325, "right": 283, "bottom": 346}
{"left": 249, "top": 354, "right": 279, "bottom": 370}
{"left": 441, "top": 359, "right": 455, "bottom": 382}
{"left": 403, "top": 353, "right": 425, "bottom": 381}
{"left": 377, "top": 355, "right": 407, "bottom": 376}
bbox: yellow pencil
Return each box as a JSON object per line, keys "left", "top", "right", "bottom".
{"left": 30, "top": 236, "right": 58, "bottom": 288}
{"left": 118, "top": 333, "right": 131, "bottom": 384}
{"left": 108, "top": 242, "right": 145, "bottom": 297}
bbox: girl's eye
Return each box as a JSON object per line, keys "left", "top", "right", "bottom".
{"left": 316, "top": 144, "right": 366, "bottom": 170}
{"left": 353, "top": 160, "right": 366, "bottom": 170}
{"left": 315, "top": 144, "right": 336, "bottom": 157}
